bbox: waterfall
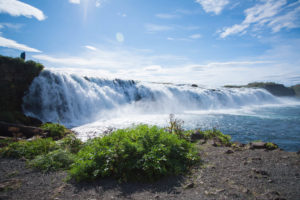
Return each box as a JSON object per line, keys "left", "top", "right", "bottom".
{"left": 23, "top": 69, "right": 279, "bottom": 127}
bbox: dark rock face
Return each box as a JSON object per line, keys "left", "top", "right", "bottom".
{"left": 0, "top": 121, "right": 44, "bottom": 138}
{"left": 260, "top": 84, "right": 295, "bottom": 96}
{"left": 0, "top": 55, "right": 43, "bottom": 125}
{"left": 225, "top": 82, "right": 298, "bottom": 97}
{"left": 291, "top": 84, "right": 300, "bottom": 96}
{"left": 246, "top": 82, "right": 295, "bottom": 96}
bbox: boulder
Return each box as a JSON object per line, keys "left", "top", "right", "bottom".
{"left": 250, "top": 142, "right": 266, "bottom": 149}
{"left": 0, "top": 121, "right": 44, "bottom": 138}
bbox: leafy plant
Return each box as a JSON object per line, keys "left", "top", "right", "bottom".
{"left": 56, "top": 134, "right": 83, "bottom": 153}
{"left": 41, "top": 123, "right": 69, "bottom": 140}
{"left": 0, "top": 138, "right": 57, "bottom": 159}
{"left": 166, "top": 114, "right": 187, "bottom": 139}
{"left": 28, "top": 149, "right": 75, "bottom": 172}
{"left": 69, "top": 124, "right": 199, "bottom": 182}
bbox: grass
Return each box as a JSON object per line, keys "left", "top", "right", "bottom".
{"left": 265, "top": 142, "right": 278, "bottom": 150}
{"left": 193, "top": 128, "right": 232, "bottom": 146}
{"left": 0, "top": 119, "right": 234, "bottom": 182}
{"left": 41, "top": 123, "right": 69, "bottom": 140}
{"left": 0, "top": 138, "right": 57, "bottom": 159}
{"left": 28, "top": 149, "right": 75, "bottom": 172}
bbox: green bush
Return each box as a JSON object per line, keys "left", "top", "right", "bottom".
{"left": 69, "top": 125, "right": 199, "bottom": 182}
{"left": 41, "top": 123, "right": 69, "bottom": 140}
{"left": 29, "top": 149, "right": 75, "bottom": 172}
{"left": 56, "top": 134, "right": 83, "bottom": 154}
{"left": 0, "top": 138, "right": 57, "bottom": 159}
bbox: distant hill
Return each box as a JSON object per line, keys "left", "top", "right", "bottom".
{"left": 224, "top": 82, "right": 298, "bottom": 97}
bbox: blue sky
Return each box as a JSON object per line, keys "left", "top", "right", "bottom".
{"left": 0, "top": 0, "right": 300, "bottom": 86}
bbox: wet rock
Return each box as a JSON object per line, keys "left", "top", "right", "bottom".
{"left": 250, "top": 142, "right": 266, "bottom": 149}
{"left": 225, "top": 149, "right": 234, "bottom": 154}
{"left": 0, "top": 121, "right": 44, "bottom": 138}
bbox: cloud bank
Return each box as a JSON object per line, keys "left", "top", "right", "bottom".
{"left": 220, "top": 0, "right": 300, "bottom": 38}
{"left": 0, "top": 36, "right": 41, "bottom": 52}
{"left": 0, "top": 0, "right": 45, "bottom": 21}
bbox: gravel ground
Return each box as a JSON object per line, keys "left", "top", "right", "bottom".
{"left": 1, "top": 141, "right": 299, "bottom": 200}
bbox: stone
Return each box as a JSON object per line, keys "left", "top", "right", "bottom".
{"left": 225, "top": 149, "right": 234, "bottom": 154}
{"left": 250, "top": 142, "right": 266, "bottom": 149}
{"left": 184, "top": 182, "right": 194, "bottom": 189}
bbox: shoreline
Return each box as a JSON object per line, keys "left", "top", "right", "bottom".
{"left": 1, "top": 139, "right": 299, "bottom": 200}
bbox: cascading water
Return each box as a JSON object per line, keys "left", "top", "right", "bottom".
{"left": 22, "top": 69, "right": 300, "bottom": 151}
{"left": 23, "top": 69, "right": 279, "bottom": 127}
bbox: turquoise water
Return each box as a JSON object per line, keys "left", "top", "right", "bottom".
{"left": 180, "top": 104, "right": 300, "bottom": 151}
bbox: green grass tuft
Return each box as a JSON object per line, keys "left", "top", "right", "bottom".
{"left": 28, "top": 149, "right": 75, "bottom": 172}
{"left": 41, "top": 123, "right": 69, "bottom": 140}
{"left": 265, "top": 142, "right": 278, "bottom": 150}
{"left": 0, "top": 138, "right": 57, "bottom": 159}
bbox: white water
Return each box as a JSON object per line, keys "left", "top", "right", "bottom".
{"left": 23, "top": 69, "right": 292, "bottom": 140}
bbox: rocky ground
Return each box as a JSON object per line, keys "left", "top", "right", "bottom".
{"left": 0, "top": 141, "right": 299, "bottom": 200}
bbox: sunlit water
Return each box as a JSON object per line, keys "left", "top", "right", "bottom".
{"left": 23, "top": 69, "right": 300, "bottom": 151}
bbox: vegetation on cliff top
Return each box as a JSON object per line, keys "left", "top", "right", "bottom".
{"left": 0, "top": 55, "right": 44, "bottom": 125}
{"left": 224, "top": 82, "right": 297, "bottom": 96}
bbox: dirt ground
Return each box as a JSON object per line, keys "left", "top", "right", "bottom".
{"left": 1, "top": 141, "right": 299, "bottom": 200}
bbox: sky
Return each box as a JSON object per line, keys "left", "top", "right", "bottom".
{"left": 0, "top": 0, "right": 300, "bottom": 86}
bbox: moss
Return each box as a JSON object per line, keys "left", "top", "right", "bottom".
{"left": 265, "top": 142, "right": 278, "bottom": 150}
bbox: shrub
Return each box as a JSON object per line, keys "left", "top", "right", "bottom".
{"left": 56, "top": 134, "right": 83, "bottom": 154}
{"left": 0, "top": 137, "right": 14, "bottom": 148}
{"left": 29, "top": 149, "right": 75, "bottom": 172}
{"left": 69, "top": 125, "right": 199, "bottom": 182}
{"left": 0, "top": 138, "right": 57, "bottom": 159}
{"left": 166, "top": 114, "right": 187, "bottom": 140}
{"left": 41, "top": 123, "right": 69, "bottom": 140}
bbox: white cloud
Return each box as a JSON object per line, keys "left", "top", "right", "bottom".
{"left": 220, "top": 0, "right": 300, "bottom": 38}
{"left": 195, "top": 0, "right": 229, "bottom": 15}
{"left": 189, "top": 34, "right": 202, "bottom": 39}
{"left": 0, "top": 23, "right": 23, "bottom": 30}
{"left": 85, "top": 45, "right": 97, "bottom": 51}
{"left": 116, "top": 32, "right": 124, "bottom": 43}
{"left": 155, "top": 13, "right": 179, "bottom": 19}
{"left": 95, "top": 0, "right": 101, "bottom": 7}
{"left": 0, "top": 0, "right": 46, "bottom": 21}
{"left": 69, "top": 0, "right": 80, "bottom": 4}
{"left": 145, "top": 24, "right": 173, "bottom": 32}
{"left": 0, "top": 35, "right": 41, "bottom": 52}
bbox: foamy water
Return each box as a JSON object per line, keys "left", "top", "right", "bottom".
{"left": 22, "top": 69, "right": 300, "bottom": 151}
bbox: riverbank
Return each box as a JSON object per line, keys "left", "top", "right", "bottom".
{"left": 1, "top": 139, "right": 299, "bottom": 200}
